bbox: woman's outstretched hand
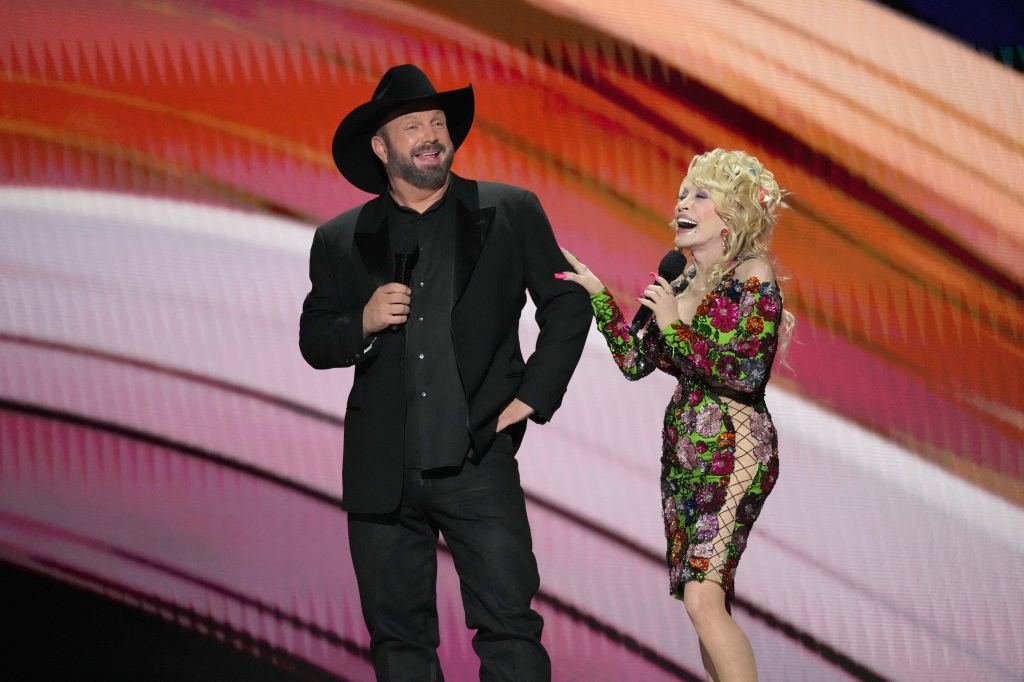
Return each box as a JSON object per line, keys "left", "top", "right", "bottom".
{"left": 556, "top": 247, "right": 604, "bottom": 295}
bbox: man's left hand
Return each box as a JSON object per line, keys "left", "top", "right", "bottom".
{"left": 497, "top": 398, "right": 535, "bottom": 432}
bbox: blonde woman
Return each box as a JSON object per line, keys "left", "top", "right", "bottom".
{"left": 559, "top": 149, "right": 793, "bottom": 682}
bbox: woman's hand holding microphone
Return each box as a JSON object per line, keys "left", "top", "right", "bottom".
{"left": 638, "top": 275, "right": 680, "bottom": 332}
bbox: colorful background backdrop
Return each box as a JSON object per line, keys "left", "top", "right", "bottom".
{"left": 1, "top": 1, "right": 1022, "bottom": 680}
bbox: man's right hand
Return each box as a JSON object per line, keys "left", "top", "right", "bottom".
{"left": 362, "top": 283, "right": 412, "bottom": 337}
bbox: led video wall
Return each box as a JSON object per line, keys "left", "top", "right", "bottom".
{"left": 1, "top": 1, "right": 1022, "bottom": 680}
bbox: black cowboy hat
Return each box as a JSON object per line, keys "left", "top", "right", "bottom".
{"left": 331, "top": 64, "right": 474, "bottom": 195}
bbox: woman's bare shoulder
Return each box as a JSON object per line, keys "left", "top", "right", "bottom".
{"left": 733, "top": 256, "right": 775, "bottom": 284}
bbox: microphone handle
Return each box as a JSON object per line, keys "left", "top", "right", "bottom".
{"left": 629, "top": 250, "right": 687, "bottom": 336}
{"left": 394, "top": 252, "right": 414, "bottom": 286}
{"left": 390, "top": 252, "right": 415, "bottom": 331}
{"left": 629, "top": 305, "right": 653, "bottom": 336}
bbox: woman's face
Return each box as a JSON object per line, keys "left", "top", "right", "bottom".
{"left": 673, "top": 179, "right": 728, "bottom": 257}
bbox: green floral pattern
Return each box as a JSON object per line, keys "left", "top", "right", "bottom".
{"left": 591, "top": 273, "right": 783, "bottom": 602}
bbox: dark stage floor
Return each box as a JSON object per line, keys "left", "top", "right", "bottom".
{"left": 0, "top": 561, "right": 333, "bottom": 681}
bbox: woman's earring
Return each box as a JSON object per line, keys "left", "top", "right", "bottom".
{"left": 721, "top": 228, "right": 729, "bottom": 255}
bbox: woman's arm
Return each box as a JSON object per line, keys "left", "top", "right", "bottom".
{"left": 591, "top": 288, "right": 661, "bottom": 380}
{"left": 557, "top": 247, "right": 663, "bottom": 381}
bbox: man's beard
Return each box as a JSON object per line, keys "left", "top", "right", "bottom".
{"left": 383, "top": 139, "right": 453, "bottom": 190}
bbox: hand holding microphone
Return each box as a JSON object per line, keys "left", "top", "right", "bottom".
{"left": 630, "top": 250, "right": 688, "bottom": 335}
{"left": 389, "top": 224, "right": 418, "bottom": 331}
{"left": 361, "top": 225, "right": 417, "bottom": 337}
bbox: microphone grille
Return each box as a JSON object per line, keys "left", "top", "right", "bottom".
{"left": 658, "top": 250, "right": 688, "bottom": 281}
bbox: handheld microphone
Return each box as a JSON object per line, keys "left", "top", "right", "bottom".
{"left": 391, "top": 225, "right": 418, "bottom": 330}
{"left": 629, "top": 250, "right": 688, "bottom": 336}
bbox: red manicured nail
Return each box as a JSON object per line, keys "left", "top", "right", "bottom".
{"left": 650, "top": 271, "right": 658, "bottom": 279}
{"left": 554, "top": 272, "right": 566, "bottom": 279}
{"left": 636, "top": 297, "right": 643, "bottom": 301}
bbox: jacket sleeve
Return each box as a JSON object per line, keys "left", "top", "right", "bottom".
{"left": 515, "top": 190, "right": 594, "bottom": 423}
{"left": 299, "top": 226, "right": 378, "bottom": 369}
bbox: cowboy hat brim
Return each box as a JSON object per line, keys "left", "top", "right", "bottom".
{"left": 332, "top": 85, "right": 474, "bottom": 195}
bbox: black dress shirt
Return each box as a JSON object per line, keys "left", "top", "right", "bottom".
{"left": 386, "top": 189, "right": 471, "bottom": 469}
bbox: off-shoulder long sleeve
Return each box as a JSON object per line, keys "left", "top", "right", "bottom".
{"left": 661, "top": 277, "right": 783, "bottom": 394}
{"left": 591, "top": 288, "right": 666, "bottom": 381}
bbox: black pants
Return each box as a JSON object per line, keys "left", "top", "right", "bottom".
{"left": 348, "top": 435, "right": 550, "bottom": 682}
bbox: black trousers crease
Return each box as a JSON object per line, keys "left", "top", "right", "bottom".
{"left": 347, "top": 434, "right": 551, "bottom": 682}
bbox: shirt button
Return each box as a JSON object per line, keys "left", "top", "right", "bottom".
{"left": 419, "top": 282, "right": 425, "bottom": 288}
{"left": 418, "top": 354, "right": 424, "bottom": 359}
{"left": 419, "top": 317, "right": 424, "bottom": 322}
{"left": 420, "top": 391, "right": 427, "bottom": 397}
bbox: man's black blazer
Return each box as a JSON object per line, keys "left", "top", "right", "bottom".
{"left": 299, "top": 174, "right": 592, "bottom": 514}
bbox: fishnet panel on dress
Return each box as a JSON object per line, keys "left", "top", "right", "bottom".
{"left": 705, "top": 397, "right": 759, "bottom": 586}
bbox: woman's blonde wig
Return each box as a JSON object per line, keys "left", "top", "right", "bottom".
{"left": 683, "top": 148, "right": 785, "bottom": 260}
{"left": 681, "top": 148, "right": 795, "bottom": 357}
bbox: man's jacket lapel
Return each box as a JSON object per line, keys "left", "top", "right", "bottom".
{"left": 451, "top": 176, "right": 495, "bottom": 308}
{"left": 352, "top": 197, "right": 391, "bottom": 287}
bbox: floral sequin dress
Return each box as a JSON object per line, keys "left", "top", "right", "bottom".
{"left": 591, "top": 271, "right": 783, "bottom": 603}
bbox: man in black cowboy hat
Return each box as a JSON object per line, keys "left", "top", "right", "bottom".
{"left": 299, "top": 64, "right": 591, "bottom": 680}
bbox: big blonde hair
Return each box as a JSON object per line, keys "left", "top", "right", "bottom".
{"left": 682, "top": 148, "right": 795, "bottom": 356}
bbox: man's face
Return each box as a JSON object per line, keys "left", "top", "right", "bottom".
{"left": 373, "top": 108, "right": 453, "bottom": 191}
